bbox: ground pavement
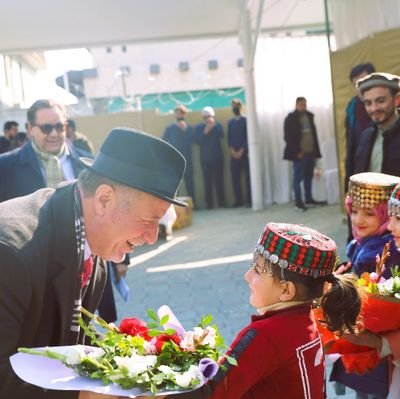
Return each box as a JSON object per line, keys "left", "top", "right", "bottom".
{"left": 114, "top": 203, "right": 357, "bottom": 398}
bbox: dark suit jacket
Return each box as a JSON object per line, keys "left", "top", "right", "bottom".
{"left": 0, "top": 184, "right": 107, "bottom": 399}
{"left": 283, "top": 110, "right": 321, "bottom": 161}
{"left": 354, "top": 117, "right": 400, "bottom": 176}
{"left": 0, "top": 140, "right": 90, "bottom": 203}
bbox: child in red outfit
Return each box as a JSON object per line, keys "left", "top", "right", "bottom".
{"left": 173, "top": 222, "right": 362, "bottom": 399}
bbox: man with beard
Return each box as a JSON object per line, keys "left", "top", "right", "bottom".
{"left": 354, "top": 73, "right": 400, "bottom": 176}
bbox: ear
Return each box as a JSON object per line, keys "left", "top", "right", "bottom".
{"left": 94, "top": 184, "right": 116, "bottom": 216}
{"left": 279, "top": 280, "right": 297, "bottom": 302}
{"left": 27, "top": 123, "right": 34, "bottom": 138}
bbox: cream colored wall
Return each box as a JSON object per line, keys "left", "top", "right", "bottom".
{"left": 73, "top": 108, "right": 249, "bottom": 209}
{"left": 84, "top": 38, "right": 244, "bottom": 98}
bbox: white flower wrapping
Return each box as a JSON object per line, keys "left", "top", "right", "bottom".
{"left": 10, "top": 305, "right": 233, "bottom": 397}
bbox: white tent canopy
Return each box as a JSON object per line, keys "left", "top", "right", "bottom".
{"left": 0, "top": 0, "right": 326, "bottom": 53}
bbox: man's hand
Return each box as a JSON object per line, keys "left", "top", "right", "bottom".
{"left": 204, "top": 117, "right": 215, "bottom": 134}
{"left": 334, "top": 261, "right": 352, "bottom": 275}
{"left": 177, "top": 120, "right": 188, "bottom": 130}
{"left": 79, "top": 392, "right": 119, "bottom": 399}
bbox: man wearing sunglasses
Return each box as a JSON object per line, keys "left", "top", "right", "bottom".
{"left": 0, "top": 99, "right": 91, "bottom": 203}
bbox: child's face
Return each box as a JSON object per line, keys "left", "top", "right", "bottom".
{"left": 388, "top": 212, "right": 400, "bottom": 248}
{"left": 350, "top": 207, "right": 381, "bottom": 238}
{"left": 245, "top": 254, "right": 283, "bottom": 308}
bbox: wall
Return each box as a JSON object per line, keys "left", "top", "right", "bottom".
{"left": 72, "top": 107, "right": 247, "bottom": 209}
{"left": 84, "top": 37, "right": 244, "bottom": 99}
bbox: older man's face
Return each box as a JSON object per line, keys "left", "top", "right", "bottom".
{"left": 88, "top": 187, "right": 171, "bottom": 263}
{"left": 28, "top": 106, "right": 66, "bottom": 154}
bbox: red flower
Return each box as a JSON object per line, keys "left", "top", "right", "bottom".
{"left": 154, "top": 333, "right": 181, "bottom": 352}
{"left": 119, "top": 318, "right": 151, "bottom": 340}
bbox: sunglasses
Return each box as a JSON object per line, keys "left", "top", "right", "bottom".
{"left": 32, "top": 123, "right": 65, "bottom": 134}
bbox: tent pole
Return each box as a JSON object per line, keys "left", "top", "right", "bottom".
{"left": 239, "top": 4, "right": 264, "bottom": 211}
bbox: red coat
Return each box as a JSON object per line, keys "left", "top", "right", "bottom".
{"left": 210, "top": 304, "right": 325, "bottom": 399}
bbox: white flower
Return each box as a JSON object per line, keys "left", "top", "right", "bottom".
{"left": 87, "top": 347, "right": 105, "bottom": 360}
{"left": 378, "top": 277, "right": 394, "bottom": 294}
{"left": 114, "top": 353, "right": 157, "bottom": 376}
{"left": 202, "top": 327, "right": 216, "bottom": 347}
{"left": 180, "top": 331, "right": 196, "bottom": 351}
{"left": 193, "top": 327, "right": 204, "bottom": 342}
{"left": 65, "top": 345, "right": 86, "bottom": 366}
{"left": 158, "top": 365, "right": 175, "bottom": 375}
{"left": 175, "top": 365, "right": 204, "bottom": 388}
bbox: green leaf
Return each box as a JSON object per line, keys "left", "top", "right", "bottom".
{"left": 147, "top": 322, "right": 159, "bottom": 329}
{"left": 225, "top": 355, "right": 238, "bottom": 366}
{"left": 147, "top": 309, "right": 158, "bottom": 321}
{"left": 160, "top": 314, "right": 170, "bottom": 326}
{"left": 148, "top": 329, "right": 163, "bottom": 337}
{"left": 199, "top": 314, "right": 213, "bottom": 327}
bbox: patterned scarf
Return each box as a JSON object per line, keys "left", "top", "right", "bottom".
{"left": 31, "top": 140, "right": 66, "bottom": 188}
{"left": 69, "top": 183, "right": 87, "bottom": 342}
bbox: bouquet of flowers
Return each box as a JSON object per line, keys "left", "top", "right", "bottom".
{"left": 315, "top": 242, "right": 400, "bottom": 374}
{"left": 14, "top": 305, "right": 236, "bottom": 396}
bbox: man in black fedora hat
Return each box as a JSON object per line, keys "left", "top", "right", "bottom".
{"left": 0, "top": 127, "right": 187, "bottom": 399}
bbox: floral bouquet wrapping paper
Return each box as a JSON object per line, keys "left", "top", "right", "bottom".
{"left": 315, "top": 243, "right": 400, "bottom": 374}
{"left": 11, "top": 305, "right": 236, "bottom": 397}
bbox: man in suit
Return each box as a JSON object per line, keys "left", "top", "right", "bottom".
{"left": 0, "top": 128, "right": 187, "bottom": 399}
{"left": 194, "top": 106, "right": 225, "bottom": 209}
{"left": 283, "top": 97, "right": 323, "bottom": 211}
{"left": 162, "top": 104, "right": 195, "bottom": 203}
{"left": 0, "top": 99, "right": 90, "bottom": 203}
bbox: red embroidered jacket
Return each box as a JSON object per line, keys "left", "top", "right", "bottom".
{"left": 210, "top": 304, "right": 325, "bottom": 399}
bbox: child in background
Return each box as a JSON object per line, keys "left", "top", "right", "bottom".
{"left": 173, "top": 222, "right": 362, "bottom": 399}
{"left": 331, "top": 172, "right": 400, "bottom": 398}
{"left": 346, "top": 173, "right": 400, "bottom": 277}
{"left": 343, "top": 183, "right": 400, "bottom": 399}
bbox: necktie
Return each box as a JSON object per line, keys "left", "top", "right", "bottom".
{"left": 82, "top": 256, "right": 94, "bottom": 287}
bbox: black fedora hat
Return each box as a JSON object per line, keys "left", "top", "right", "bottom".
{"left": 80, "top": 128, "right": 187, "bottom": 207}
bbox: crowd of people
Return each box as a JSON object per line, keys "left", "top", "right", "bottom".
{"left": 0, "top": 65, "right": 400, "bottom": 399}
{"left": 162, "top": 99, "right": 251, "bottom": 210}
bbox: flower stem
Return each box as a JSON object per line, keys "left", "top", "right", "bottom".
{"left": 19, "top": 347, "right": 67, "bottom": 362}
{"left": 79, "top": 306, "right": 119, "bottom": 333}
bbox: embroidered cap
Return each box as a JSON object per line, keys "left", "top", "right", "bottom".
{"left": 389, "top": 183, "right": 400, "bottom": 215}
{"left": 255, "top": 222, "right": 337, "bottom": 278}
{"left": 348, "top": 172, "right": 400, "bottom": 209}
{"left": 356, "top": 72, "right": 400, "bottom": 95}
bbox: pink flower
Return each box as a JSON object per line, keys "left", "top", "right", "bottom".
{"left": 370, "top": 272, "right": 380, "bottom": 284}
{"left": 180, "top": 331, "right": 196, "bottom": 351}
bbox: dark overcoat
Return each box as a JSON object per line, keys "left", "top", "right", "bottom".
{"left": 0, "top": 184, "right": 106, "bottom": 399}
{"left": 0, "top": 140, "right": 89, "bottom": 203}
